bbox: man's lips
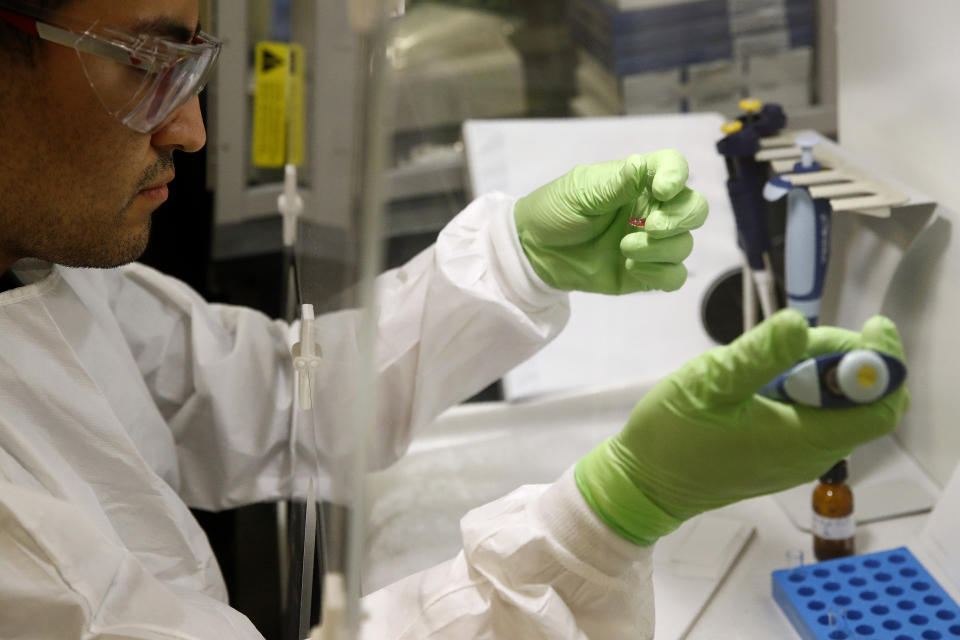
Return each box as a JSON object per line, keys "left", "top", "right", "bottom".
{"left": 138, "top": 174, "right": 174, "bottom": 201}
{"left": 140, "top": 174, "right": 175, "bottom": 192}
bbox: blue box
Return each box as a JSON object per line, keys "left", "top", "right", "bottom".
{"left": 772, "top": 547, "right": 960, "bottom": 639}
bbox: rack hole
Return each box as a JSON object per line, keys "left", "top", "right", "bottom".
{"left": 910, "top": 615, "right": 930, "bottom": 626}
{"left": 913, "top": 582, "right": 932, "bottom": 592}
{"left": 938, "top": 611, "right": 958, "bottom": 621}
{"left": 899, "top": 600, "right": 918, "bottom": 611}
{"left": 798, "top": 587, "right": 816, "bottom": 597}
{"left": 809, "top": 600, "right": 826, "bottom": 611}
{"left": 860, "top": 591, "right": 878, "bottom": 601}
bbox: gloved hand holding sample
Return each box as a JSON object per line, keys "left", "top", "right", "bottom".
{"left": 513, "top": 151, "right": 709, "bottom": 294}
{"left": 575, "top": 309, "right": 910, "bottom": 546}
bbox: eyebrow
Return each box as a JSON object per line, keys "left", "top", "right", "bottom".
{"left": 129, "top": 16, "right": 200, "bottom": 42}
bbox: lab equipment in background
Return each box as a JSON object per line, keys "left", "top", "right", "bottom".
{"left": 385, "top": 2, "right": 577, "bottom": 264}
{"left": 715, "top": 99, "right": 785, "bottom": 328}
{"left": 388, "top": 4, "right": 524, "bottom": 132}
{"left": 812, "top": 460, "right": 854, "bottom": 561}
{"left": 711, "top": 127, "right": 913, "bottom": 339}
{"left": 566, "top": 0, "right": 816, "bottom": 118}
{"left": 757, "top": 350, "right": 907, "bottom": 408}
{"left": 291, "top": 304, "right": 322, "bottom": 640}
{"left": 764, "top": 132, "right": 831, "bottom": 325}
{"left": 254, "top": 6, "right": 320, "bottom": 637}
{"left": 772, "top": 547, "right": 960, "bottom": 640}
{"left": 209, "top": 1, "right": 400, "bottom": 636}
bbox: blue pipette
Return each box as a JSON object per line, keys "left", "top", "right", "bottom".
{"left": 763, "top": 133, "right": 831, "bottom": 326}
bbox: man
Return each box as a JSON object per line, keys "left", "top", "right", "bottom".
{"left": 0, "top": 0, "right": 907, "bottom": 638}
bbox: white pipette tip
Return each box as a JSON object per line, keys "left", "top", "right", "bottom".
{"left": 794, "top": 132, "right": 819, "bottom": 170}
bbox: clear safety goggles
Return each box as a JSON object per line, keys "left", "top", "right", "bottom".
{"left": 0, "top": 2, "right": 221, "bottom": 133}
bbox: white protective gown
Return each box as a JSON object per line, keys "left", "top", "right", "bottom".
{"left": 0, "top": 193, "right": 655, "bottom": 640}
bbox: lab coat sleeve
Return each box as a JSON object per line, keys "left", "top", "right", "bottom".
{"left": 0, "top": 482, "right": 265, "bottom": 639}
{"left": 109, "top": 193, "right": 569, "bottom": 509}
{"left": 358, "top": 468, "right": 655, "bottom": 640}
{"left": 310, "top": 193, "right": 572, "bottom": 490}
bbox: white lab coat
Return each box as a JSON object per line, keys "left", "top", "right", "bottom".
{"left": 0, "top": 193, "right": 655, "bottom": 639}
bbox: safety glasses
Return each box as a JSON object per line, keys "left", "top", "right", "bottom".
{"left": 0, "top": 2, "right": 221, "bottom": 133}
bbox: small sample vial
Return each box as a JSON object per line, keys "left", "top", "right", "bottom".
{"left": 812, "top": 459, "right": 855, "bottom": 561}
{"left": 785, "top": 549, "right": 805, "bottom": 569}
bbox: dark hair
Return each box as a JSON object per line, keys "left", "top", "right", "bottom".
{"left": 0, "top": 0, "right": 73, "bottom": 61}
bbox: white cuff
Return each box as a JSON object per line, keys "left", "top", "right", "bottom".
{"left": 484, "top": 193, "right": 567, "bottom": 311}
{"left": 533, "top": 467, "right": 653, "bottom": 579}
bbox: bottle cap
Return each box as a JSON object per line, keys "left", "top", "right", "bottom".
{"left": 819, "top": 459, "right": 848, "bottom": 484}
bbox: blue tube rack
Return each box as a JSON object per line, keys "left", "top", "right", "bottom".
{"left": 772, "top": 547, "right": 960, "bottom": 639}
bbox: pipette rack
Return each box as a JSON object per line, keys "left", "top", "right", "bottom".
{"left": 756, "top": 131, "right": 909, "bottom": 219}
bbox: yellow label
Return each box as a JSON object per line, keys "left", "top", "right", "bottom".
{"left": 252, "top": 42, "right": 306, "bottom": 168}
{"left": 286, "top": 44, "right": 305, "bottom": 167}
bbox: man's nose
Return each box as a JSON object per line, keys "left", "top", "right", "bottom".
{"left": 150, "top": 94, "right": 207, "bottom": 153}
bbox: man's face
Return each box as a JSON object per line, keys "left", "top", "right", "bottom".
{"left": 0, "top": 0, "right": 206, "bottom": 270}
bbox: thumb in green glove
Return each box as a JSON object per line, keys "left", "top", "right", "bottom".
{"left": 514, "top": 151, "right": 709, "bottom": 295}
{"left": 575, "top": 309, "right": 910, "bottom": 546}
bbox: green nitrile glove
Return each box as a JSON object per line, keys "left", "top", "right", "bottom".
{"left": 513, "top": 151, "right": 709, "bottom": 294}
{"left": 575, "top": 309, "right": 910, "bottom": 546}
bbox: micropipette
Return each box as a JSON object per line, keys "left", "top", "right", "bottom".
{"left": 758, "top": 349, "right": 907, "bottom": 408}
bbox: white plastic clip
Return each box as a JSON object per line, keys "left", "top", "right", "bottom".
{"left": 293, "top": 304, "right": 321, "bottom": 410}
{"left": 279, "top": 164, "right": 304, "bottom": 248}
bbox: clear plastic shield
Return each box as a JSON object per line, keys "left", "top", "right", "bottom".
{"left": 208, "top": 0, "right": 828, "bottom": 637}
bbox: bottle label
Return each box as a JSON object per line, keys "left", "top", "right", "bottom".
{"left": 812, "top": 513, "right": 855, "bottom": 540}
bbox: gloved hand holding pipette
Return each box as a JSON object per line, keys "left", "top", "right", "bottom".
{"left": 513, "top": 150, "right": 709, "bottom": 294}
{"left": 575, "top": 309, "right": 910, "bottom": 546}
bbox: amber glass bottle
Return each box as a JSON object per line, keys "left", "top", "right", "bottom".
{"left": 812, "top": 460, "right": 855, "bottom": 561}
